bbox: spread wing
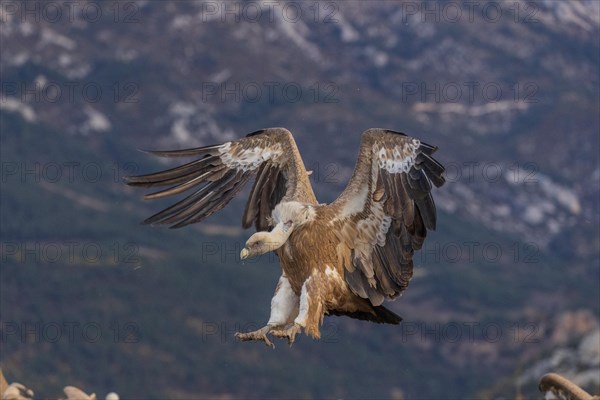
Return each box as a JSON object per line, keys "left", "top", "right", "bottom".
{"left": 330, "top": 128, "right": 445, "bottom": 306}
{"left": 125, "top": 128, "right": 316, "bottom": 229}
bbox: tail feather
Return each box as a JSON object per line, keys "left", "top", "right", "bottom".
{"left": 329, "top": 305, "right": 402, "bottom": 325}
{"left": 373, "top": 305, "right": 402, "bottom": 324}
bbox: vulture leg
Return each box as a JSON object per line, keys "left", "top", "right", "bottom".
{"left": 267, "top": 275, "right": 299, "bottom": 327}
{"left": 235, "top": 275, "right": 298, "bottom": 348}
{"left": 293, "top": 274, "right": 324, "bottom": 339}
{"left": 235, "top": 326, "right": 274, "bottom": 348}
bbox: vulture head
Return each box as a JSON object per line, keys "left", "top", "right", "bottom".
{"left": 240, "top": 202, "right": 315, "bottom": 260}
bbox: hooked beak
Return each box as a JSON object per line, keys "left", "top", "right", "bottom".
{"left": 240, "top": 247, "right": 250, "bottom": 260}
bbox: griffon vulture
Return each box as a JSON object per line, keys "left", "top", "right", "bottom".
{"left": 126, "top": 128, "right": 445, "bottom": 346}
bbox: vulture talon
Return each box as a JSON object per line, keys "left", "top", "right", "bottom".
{"left": 234, "top": 326, "right": 274, "bottom": 348}
{"left": 271, "top": 323, "right": 301, "bottom": 346}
